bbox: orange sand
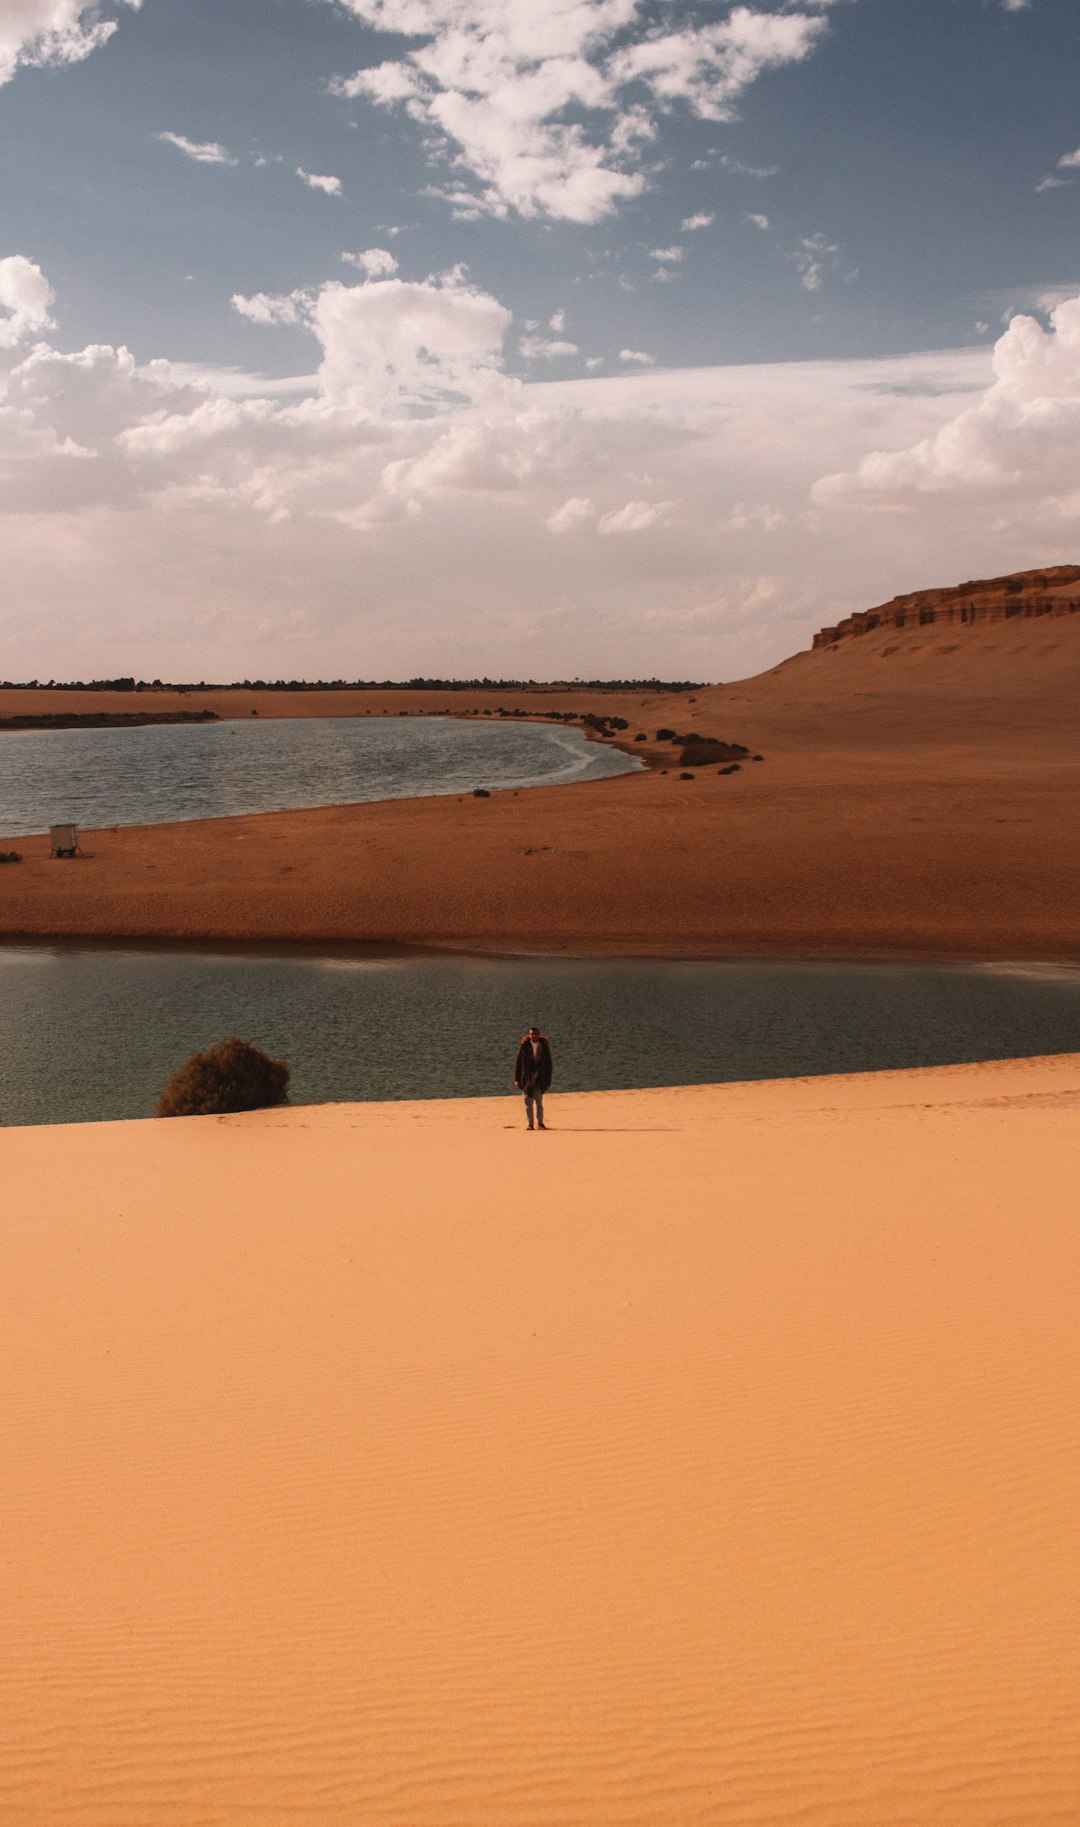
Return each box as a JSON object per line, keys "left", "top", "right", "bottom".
{"left": 3, "top": 1056, "right": 1080, "bottom": 1824}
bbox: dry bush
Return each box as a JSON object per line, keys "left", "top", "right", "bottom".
{"left": 155, "top": 1036, "right": 290, "bottom": 1118}
{"left": 679, "top": 739, "right": 750, "bottom": 768}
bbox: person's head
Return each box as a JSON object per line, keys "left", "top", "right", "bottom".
{"left": 528, "top": 1025, "right": 541, "bottom": 1039}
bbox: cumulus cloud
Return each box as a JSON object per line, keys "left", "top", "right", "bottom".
{"left": 22, "top": 249, "right": 1080, "bottom": 684}
{"left": 0, "top": 0, "right": 139, "bottom": 86}
{"left": 159, "top": 131, "right": 235, "bottom": 165}
{"left": 1058, "top": 147, "right": 1080, "bottom": 170}
{"left": 747, "top": 211, "right": 770, "bottom": 230}
{"left": 519, "top": 334, "right": 579, "bottom": 360}
{"left": 329, "top": 1, "right": 841, "bottom": 222}
{"left": 791, "top": 231, "right": 840, "bottom": 291}
{"left": 0, "top": 255, "right": 55, "bottom": 350}
{"left": 619, "top": 348, "right": 655, "bottom": 365}
{"left": 813, "top": 293, "right": 1080, "bottom": 510}
{"left": 681, "top": 211, "right": 714, "bottom": 231}
{"left": 0, "top": 254, "right": 56, "bottom": 348}
{"left": 597, "top": 498, "right": 672, "bottom": 534}
{"left": 297, "top": 167, "right": 343, "bottom": 196}
{"left": 650, "top": 246, "right": 684, "bottom": 263}
{"left": 546, "top": 495, "right": 595, "bottom": 533}
{"left": 342, "top": 247, "right": 399, "bottom": 276}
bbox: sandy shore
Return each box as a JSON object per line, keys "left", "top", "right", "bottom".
{"left": 3, "top": 614, "right": 1080, "bottom": 957}
{"left": 3, "top": 1055, "right": 1079, "bottom": 1824}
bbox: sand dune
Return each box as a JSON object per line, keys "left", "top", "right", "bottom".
{"left": 3, "top": 1056, "right": 1080, "bottom": 1824}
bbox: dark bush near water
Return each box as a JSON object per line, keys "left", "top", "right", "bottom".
{"left": 679, "top": 739, "right": 750, "bottom": 768}
{"left": 155, "top": 1037, "right": 290, "bottom": 1118}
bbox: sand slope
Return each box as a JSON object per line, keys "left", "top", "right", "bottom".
{"left": 3, "top": 1057, "right": 1080, "bottom": 1824}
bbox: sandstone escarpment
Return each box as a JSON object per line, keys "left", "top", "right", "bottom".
{"left": 812, "top": 566, "right": 1080, "bottom": 650}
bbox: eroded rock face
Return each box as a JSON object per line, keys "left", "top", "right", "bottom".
{"left": 812, "top": 567, "right": 1080, "bottom": 650}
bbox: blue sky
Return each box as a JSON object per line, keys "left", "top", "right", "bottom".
{"left": 2, "top": 0, "right": 1080, "bottom": 679}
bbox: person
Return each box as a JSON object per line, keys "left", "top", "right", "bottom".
{"left": 514, "top": 1025, "right": 552, "bottom": 1130}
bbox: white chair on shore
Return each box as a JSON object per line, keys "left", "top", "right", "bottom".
{"left": 49, "top": 824, "right": 80, "bottom": 858}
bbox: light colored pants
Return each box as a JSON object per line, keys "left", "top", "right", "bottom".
{"left": 524, "top": 1086, "right": 545, "bottom": 1127}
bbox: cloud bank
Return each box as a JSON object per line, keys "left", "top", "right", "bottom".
{"left": 4, "top": 252, "right": 1079, "bottom": 679}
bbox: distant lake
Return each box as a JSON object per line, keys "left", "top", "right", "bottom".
{"left": 1, "top": 947, "right": 1078, "bottom": 1127}
{"left": 0, "top": 715, "right": 637, "bottom": 837}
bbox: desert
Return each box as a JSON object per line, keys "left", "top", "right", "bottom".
{"left": 3, "top": 571, "right": 1080, "bottom": 959}
{"left": 3, "top": 1056, "right": 1080, "bottom": 1825}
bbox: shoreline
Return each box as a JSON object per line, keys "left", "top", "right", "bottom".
{"left": 3, "top": 925, "right": 1080, "bottom": 970}
{"left": 3, "top": 627, "right": 1080, "bottom": 961}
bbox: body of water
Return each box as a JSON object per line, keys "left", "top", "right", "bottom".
{"left": 1, "top": 946, "right": 1078, "bottom": 1127}
{"left": 0, "top": 715, "right": 637, "bottom": 836}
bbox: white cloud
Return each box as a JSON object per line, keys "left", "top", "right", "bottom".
{"left": 158, "top": 131, "right": 235, "bottom": 165}
{"left": 26, "top": 251, "right": 1080, "bottom": 685}
{"left": 681, "top": 212, "right": 714, "bottom": 231}
{"left": 0, "top": 0, "right": 139, "bottom": 86}
{"left": 747, "top": 211, "right": 770, "bottom": 230}
{"left": 1036, "top": 174, "right": 1069, "bottom": 193}
{"left": 231, "top": 290, "right": 308, "bottom": 327}
{"left": 342, "top": 247, "right": 399, "bottom": 277}
{"left": 297, "top": 167, "right": 343, "bottom": 196}
{"left": 619, "top": 348, "right": 655, "bottom": 365}
{"left": 597, "top": 498, "right": 672, "bottom": 534}
{"left": 650, "top": 246, "right": 684, "bottom": 263}
{"left": 791, "top": 231, "right": 840, "bottom": 291}
{"left": 0, "top": 255, "right": 56, "bottom": 348}
{"left": 549, "top": 309, "right": 566, "bottom": 332}
{"left": 814, "top": 293, "right": 1080, "bottom": 511}
{"left": 519, "top": 335, "right": 579, "bottom": 360}
{"left": 1058, "top": 148, "right": 1080, "bottom": 170}
{"left": 1002, "top": 0, "right": 1030, "bottom": 9}
{"left": 330, "top": 1, "right": 840, "bottom": 223}
{"left": 546, "top": 495, "right": 595, "bottom": 533}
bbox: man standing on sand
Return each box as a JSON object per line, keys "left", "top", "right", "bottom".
{"left": 514, "top": 1025, "right": 553, "bottom": 1131}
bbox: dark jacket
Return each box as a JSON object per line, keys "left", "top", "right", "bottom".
{"left": 514, "top": 1034, "right": 552, "bottom": 1093}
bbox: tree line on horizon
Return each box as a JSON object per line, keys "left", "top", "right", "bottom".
{"left": 1, "top": 675, "right": 705, "bottom": 694}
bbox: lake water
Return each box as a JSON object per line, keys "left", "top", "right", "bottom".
{"left": 1, "top": 946, "right": 1078, "bottom": 1127}
{"left": 0, "top": 715, "right": 637, "bottom": 836}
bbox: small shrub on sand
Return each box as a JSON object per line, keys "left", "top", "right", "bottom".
{"left": 155, "top": 1037, "right": 290, "bottom": 1118}
{"left": 0, "top": 851, "right": 22, "bottom": 864}
{"left": 679, "top": 739, "right": 750, "bottom": 768}
{"left": 679, "top": 771, "right": 695, "bottom": 780}
{"left": 472, "top": 787, "right": 490, "bottom": 797}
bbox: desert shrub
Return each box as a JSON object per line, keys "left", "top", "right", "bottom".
{"left": 717, "top": 763, "right": 741, "bottom": 776}
{"left": 679, "top": 771, "right": 695, "bottom": 780}
{"left": 680, "top": 739, "right": 752, "bottom": 768}
{"left": 155, "top": 1037, "right": 290, "bottom": 1118}
{"left": 634, "top": 732, "right": 647, "bottom": 741}
{"left": 0, "top": 851, "right": 22, "bottom": 864}
{"left": 656, "top": 727, "right": 677, "bottom": 741}
{"left": 472, "top": 786, "right": 490, "bottom": 797}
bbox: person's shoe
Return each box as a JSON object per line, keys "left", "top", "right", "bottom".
{"left": 537, "top": 1121, "right": 547, "bottom": 1130}
{"left": 527, "top": 1123, "right": 534, "bottom": 1130}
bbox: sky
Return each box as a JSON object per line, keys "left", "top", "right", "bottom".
{"left": 1, "top": 0, "right": 1079, "bottom": 682}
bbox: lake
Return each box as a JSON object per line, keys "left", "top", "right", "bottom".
{"left": 1, "top": 946, "right": 1078, "bottom": 1127}
{"left": 0, "top": 714, "right": 637, "bottom": 836}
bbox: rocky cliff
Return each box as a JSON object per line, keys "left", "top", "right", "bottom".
{"left": 812, "top": 566, "right": 1080, "bottom": 650}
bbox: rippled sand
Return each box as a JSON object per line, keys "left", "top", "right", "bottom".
{"left": 3, "top": 1056, "right": 1079, "bottom": 1823}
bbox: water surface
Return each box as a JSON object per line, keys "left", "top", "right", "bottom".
{"left": 0, "top": 715, "right": 636, "bottom": 836}
{"left": 2, "top": 947, "right": 1078, "bottom": 1127}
